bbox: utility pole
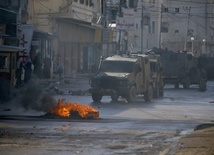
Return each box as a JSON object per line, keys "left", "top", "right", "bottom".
{"left": 141, "top": 0, "right": 144, "bottom": 53}
{"left": 184, "top": 6, "right": 191, "bottom": 51}
{"left": 159, "top": 4, "right": 163, "bottom": 49}
{"left": 205, "top": 1, "right": 208, "bottom": 54}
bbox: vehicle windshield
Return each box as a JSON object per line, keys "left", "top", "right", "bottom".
{"left": 100, "top": 60, "right": 134, "bottom": 73}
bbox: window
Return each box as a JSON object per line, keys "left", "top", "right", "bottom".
{"left": 129, "top": 0, "right": 137, "bottom": 8}
{"left": 121, "top": 0, "right": 127, "bottom": 7}
{"left": 148, "top": 25, "right": 151, "bottom": 33}
{"left": 111, "top": 10, "right": 117, "bottom": 21}
{"left": 150, "top": 62, "right": 157, "bottom": 72}
{"left": 0, "top": 0, "right": 9, "bottom": 7}
{"left": 80, "top": 0, "right": 84, "bottom": 4}
{"left": 89, "top": 0, "right": 94, "bottom": 7}
{"left": 148, "top": 0, "right": 155, "bottom": 3}
{"left": 86, "top": 0, "right": 88, "bottom": 5}
{"left": 0, "top": 55, "right": 7, "bottom": 69}
{"left": 175, "top": 8, "right": 179, "bottom": 13}
{"left": 164, "top": 8, "right": 168, "bottom": 12}
{"left": 152, "top": 21, "right": 155, "bottom": 33}
{"left": 143, "top": 16, "right": 150, "bottom": 25}
{"left": 161, "top": 22, "right": 169, "bottom": 33}
{"left": 100, "top": 61, "right": 134, "bottom": 73}
{"left": 74, "top": 0, "right": 78, "bottom": 2}
{"left": 0, "top": 54, "right": 9, "bottom": 72}
{"left": 175, "top": 30, "right": 179, "bottom": 33}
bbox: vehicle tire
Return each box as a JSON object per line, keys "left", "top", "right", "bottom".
{"left": 92, "top": 93, "right": 102, "bottom": 102}
{"left": 126, "top": 86, "right": 136, "bottom": 103}
{"left": 153, "top": 84, "right": 160, "bottom": 98}
{"left": 111, "top": 92, "right": 119, "bottom": 102}
{"left": 144, "top": 85, "right": 153, "bottom": 102}
{"left": 159, "top": 85, "right": 164, "bottom": 97}
{"left": 199, "top": 79, "right": 207, "bottom": 92}
{"left": 183, "top": 78, "right": 190, "bottom": 89}
{"left": 174, "top": 83, "right": 179, "bottom": 89}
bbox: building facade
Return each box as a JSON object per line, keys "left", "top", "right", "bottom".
{"left": 106, "top": 0, "right": 214, "bottom": 57}
{"left": 160, "top": 0, "right": 214, "bottom": 56}
{"left": 28, "top": 0, "right": 117, "bottom": 77}
{"left": 26, "top": 0, "right": 214, "bottom": 78}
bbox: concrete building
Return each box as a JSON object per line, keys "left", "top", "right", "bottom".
{"left": 106, "top": 0, "right": 214, "bottom": 57}
{"left": 27, "top": 0, "right": 214, "bottom": 78}
{"left": 130, "top": 0, "right": 160, "bottom": 53}
{"left": 160, "top": 0, "right": 214, "bottom": 57}
{"left": 107, "top": 0, "right": 160, "bottom": 53}
{"left": 28, "top": 0, "right": 117, "bottom": 77}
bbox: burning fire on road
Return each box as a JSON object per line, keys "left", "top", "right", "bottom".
{"left": 51, "top": 98, "right": 99, "bottom": 119}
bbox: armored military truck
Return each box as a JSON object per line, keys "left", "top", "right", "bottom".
{"left": 151, "top": 49, "right": 207, "bottom": 91}
{"left": 89, "top": 54, "right": 164, "bottom": 102}
{"left": 205, "top": 57, "right": 214, "bottom": 80}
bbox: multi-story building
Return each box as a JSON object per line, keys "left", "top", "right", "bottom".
{"left": 26, "top": 0, "right": 214, "bottom": 78}
{"left": 107, "top": 0, "right": 214, "bottom": 57}
{"left": 0, "top": 0, "right": 54, "bottom": 79}
{"left": 0, "top": 0, "right": 28, "bottom": 47}
{"left": 28, "top": 0, "right": 117, "bottom": 77}
{"left": 106, "top": 0, "right": 160, "bottom": 53}
{"left": 160, "top": 0, "right": 214, "bottom": 56}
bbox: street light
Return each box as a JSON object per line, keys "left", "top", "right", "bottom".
{"left": 202, "top": 39, "right": 206, "bottom": 54}
{"left": 202, "top": 39, "right": 206, "bottom": 43}
{"left": 191, "top": 37, "right": 195, "bottom": 54}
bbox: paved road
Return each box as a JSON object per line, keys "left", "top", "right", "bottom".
{"left": 0, "top": 78, "right": 213, "bottom": 155}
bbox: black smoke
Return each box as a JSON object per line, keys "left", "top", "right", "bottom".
{"left": 0, "top": 78, "right": 57, "bottom": 113}
{"left": 19, "top": 81, "right": 57, "bottom": 113}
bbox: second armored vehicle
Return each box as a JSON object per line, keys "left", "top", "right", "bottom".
{"left": 152, "top": 49, "right": 207, "bottom": 91}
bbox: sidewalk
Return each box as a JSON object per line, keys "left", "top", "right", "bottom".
{"left": 161, "top": 124, "right": 214, "bottom": 155}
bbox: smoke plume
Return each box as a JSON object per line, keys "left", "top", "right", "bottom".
{"left": 19, "top": 82, "right": 57, "bottom": 113}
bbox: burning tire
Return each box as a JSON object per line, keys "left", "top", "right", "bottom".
{"left": 92, "top": 93, "right": 102, "bottom": 102}
{"left": 126, "top": 86, "right": 136, "bottom": 103}
{"left": 51, "top": 98, "right": 100, "bottom": 119}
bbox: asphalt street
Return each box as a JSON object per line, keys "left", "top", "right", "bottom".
{"left": 0, "top": 75, "right": 214, "bottom": 155}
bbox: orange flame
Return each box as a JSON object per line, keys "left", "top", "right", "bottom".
{"left": 51, "top": 99, "right": 99, "bottom": 119}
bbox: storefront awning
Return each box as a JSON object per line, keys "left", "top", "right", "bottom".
{"left": 33, "top": 29, "right": 54, "bottom": 39}
{"left": 58, "top": 18, "right": 103, "bottom": 30}
{"left": 0, "top": 45, "right": 26, "bottom": 52}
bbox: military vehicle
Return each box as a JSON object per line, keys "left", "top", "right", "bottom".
{"left": 89, "top": 54, "right": 164, "bottom": 102}
{"left": 147, "top": 53, "right": 164, "bottom": 98}
{"left": 151, "top": 49, "right": 207, "bottom": 91}
{"left": 204, "top": 57, "right": 214, "bottom": 80}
